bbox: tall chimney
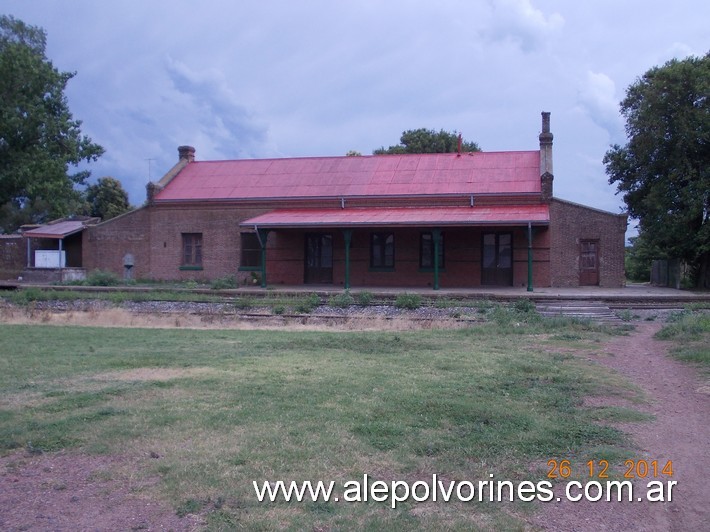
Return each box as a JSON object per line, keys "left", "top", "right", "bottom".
{"left": 178, "top": 145, "right": 196, "bottom": 163}
{"left": 539, "top": 112, "right": 553, "bottom": 202}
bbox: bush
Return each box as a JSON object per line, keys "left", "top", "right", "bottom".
{"left": 272, "top": 305, "right": 285, "bottom": 315}
{"left": 395, "top": 293, "right": 422, "bottom": 310}
{"left": 211, "top": 276, "right": 237, "bottom": 290}
{"left": 9, "top": 287, "right": 45, "bottom": 305}
{"left": 512, "top": 298, "right": 536, "bottom": 313}
{"left": 86, "top": 269, "right": 120, "bottom": 286}
{"left": 328, "top": 290, "right": 355, "bottom": 308}
{"left": 294, "top": 293, "right": 320, "bottom": 314}
{"left": 357, "top": 291, "right": 373, "bottom": 306}
{"left": 234, "top": 297, "right": 254, "bottom": 310}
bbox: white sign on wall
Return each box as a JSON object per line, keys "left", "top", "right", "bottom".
{"left": 35, "top": 250, "right": 66, "bottom": 268}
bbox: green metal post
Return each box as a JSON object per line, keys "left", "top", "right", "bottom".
{"left": 257, "top": 229, "right": 270, "bottom": 288}
{"left": 432, "top": 228, "right": 441, "bottom": 291}
{"left": 342, "top": 229, "right": 352, "bottom": 290}
{"left": 527, "top": 222, "right": 533, "bottom": 292}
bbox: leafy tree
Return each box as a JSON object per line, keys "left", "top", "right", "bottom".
{"left": 374, "top": 128, "right": 481, "bottom": 154}
{"left": 85, "top": 177, "right": 131, "bottom": 220}
{"left": 624, "top": 235, "right": 656, "bottom": 282}
{"left": 0, "top": 15, "right": 104, "bottom": 232}
{"left": 604, "top": 53, "right": 710, "bottom": 288}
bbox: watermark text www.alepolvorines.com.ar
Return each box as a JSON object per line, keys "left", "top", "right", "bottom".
{"left": 253, "top": 474, "right": 677, "bottom": 509}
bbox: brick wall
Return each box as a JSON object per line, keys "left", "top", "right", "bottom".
{"left": 549, "top": 198, "right": 627, "bottom": 287}
{"left": 0, "top": 236, "right": 25, "bottom": 280}
{"left": 85, "top": 202, "right": 554, "bottom": 288}
{"left": 84, "top": 208, "right": 152, "bottom": 279}
{"left": 265, "top": 226, "right": 551, "bottom": 288}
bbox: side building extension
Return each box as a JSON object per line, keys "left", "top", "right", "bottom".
{"left": 80, "top": 113, "right": 627, "bottom": 289}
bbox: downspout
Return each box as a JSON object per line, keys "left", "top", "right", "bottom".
{"left": 527, "top": 222, "right": 533, "bottom": 292}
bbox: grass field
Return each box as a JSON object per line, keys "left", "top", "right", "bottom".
{"left": 0, "top": 319, "right": 651, "bottom": 530}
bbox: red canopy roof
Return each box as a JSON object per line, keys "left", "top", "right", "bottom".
{"left": 241, "top": 205, "right": 549, "bottom": 228}
{"left": 156, "top": 151, "right": 541, "bottom": 202}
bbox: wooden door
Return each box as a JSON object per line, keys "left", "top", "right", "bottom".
{"left": 481, "top": 232, "right": 513, "bottom": 286}
{"left": 580, "top": 240, "right": 599, "bottom": 286}
{"left": 304, "top": 233, "right": 333, "bottom": 284}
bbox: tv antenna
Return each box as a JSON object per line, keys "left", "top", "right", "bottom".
{"left": 145, "top": 158, "right": 155, "bottom": 180}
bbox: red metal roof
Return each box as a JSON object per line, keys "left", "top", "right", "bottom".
{"left": 155, "top": 151, "right": 541, "bottom": 202}
{"left": 23, "top": 221, "right": 86, "bottom": 239}
{"left": 240, "top": 205, "right": 549, "bottom": 228}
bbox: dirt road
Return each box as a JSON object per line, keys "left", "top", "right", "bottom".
{"left": 536, "top": 323, "right": 709, "bottom": 531}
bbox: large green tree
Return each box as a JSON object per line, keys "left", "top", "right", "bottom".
{"left": 85, "top": 177, "right": 131, "bottom": 221}
{"left": 374, "top": 128, "right": 481, "bottom": 154}
{"left": 0, "top": 15, "right": 104, "bottom": 232}
{"left": 604, "top": 53, "right": 710, "bottom": 288}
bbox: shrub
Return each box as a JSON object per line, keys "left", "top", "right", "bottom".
{"left": 357, "top": 291, "right": 373, "bottom": 306}
{"left": 328, "top": 290, "right": 355, "bottom": 308}
{"left": 86, "top": 269, "right": 120, "bottom": 286}
{"left": 272, "top": 305, "right": 285, "bottom": 315}
{"left": 234, "top": 297, "right": 254, "bottom": 310}
{"left": 9, "top": 287, "right": 45, "bottom": 305}
{"left": 294, "top": 293, "right": 320, "bottom": 314}
{"left": 395, "top": 293, "right": 422, "bottom": 310}
{"left": 211, "top": 276, "right": 237, "bottom": 290}
{"left": 512, "top": 298, "right": 536, "bottom": 313}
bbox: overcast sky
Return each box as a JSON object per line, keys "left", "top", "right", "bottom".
{"left": 4, "top": 0, "right": 708, "bottom": 235}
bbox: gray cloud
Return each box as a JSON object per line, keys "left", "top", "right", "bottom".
{"left": 482, "top": 0, "right": 564, "bottom": 52}
{"left": 3, "top": 0, "right": 708, "bottom": 228}
{"left": 164, "top": 58, "right": 268, "bottom": 159}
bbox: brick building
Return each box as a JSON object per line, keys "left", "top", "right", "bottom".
{"left": 80, "top": 112, "right": 627, "bottom": 289}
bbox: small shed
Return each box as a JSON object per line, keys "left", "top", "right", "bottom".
{"left": 21, "top": 218, "right": 97, "bottom": 282}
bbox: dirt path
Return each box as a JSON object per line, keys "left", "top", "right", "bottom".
{"left": 536, "top": 322, "right": 710, "bottom": 531}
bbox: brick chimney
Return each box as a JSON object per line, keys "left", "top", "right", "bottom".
{"left": 146, "top": 181, "right": 161, "bottom": 205}
{"left": 539, "top": 112, "right": 553, "bottom": 202}
{"left": 178, "top": 145, "right": 196, "bottom": 163}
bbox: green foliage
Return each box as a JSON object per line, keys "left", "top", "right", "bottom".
{"left": 374, "top": 128, "right": 481, "bottom": 154}
{"left": 394, "top": 292, "right": 422, "bottom": 310}
{"left": 624, "top": 235, "right": 654, "bottom": 282}
{"left": 356, "top": 291, "right": 373, "bottom": 306}
{"left": 233, "top": 297, "right": 254, "bottom": 310}
{"left": 210, "top": 275, "right": 237, "bottom": 290}
{"left": 655, "top": 311, "right": 710, "bottom": 366}
{"left": 604, "top": 53, "right": 710, "bottom": 288}
{"left": 85, "top": 177, "right": 131, "bottom": 221}
{"left": 328, "top": 290, "right": 355, "bottom": 308}
{"left": 656, "top": 311, "right": 710, "bottom": 340}
{"left": 294, "top": 293, "right": 320, "bottom": 314}
{"left": 85, "top": 269, "right": 120, "bottom": 286}
{"left": 7, "top": 286, "right": 44, "bottom": 305}
{"left": 0, "top": 15, "right": 104, "bottom": 232}
{"left": 512, "top": 298, "right": 536, "bottom": 313}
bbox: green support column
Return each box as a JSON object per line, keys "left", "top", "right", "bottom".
{"left": 527, "top": 222, "right": 533, "bottom": 292}
{"left": 432, "top": 228, "right": 441, "bottom": 291}
{"left": 257, "top": 229, "right": 270, "bottom": 288}
{"left": 342, "top": 229, "right": 353, "bottom": 290}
